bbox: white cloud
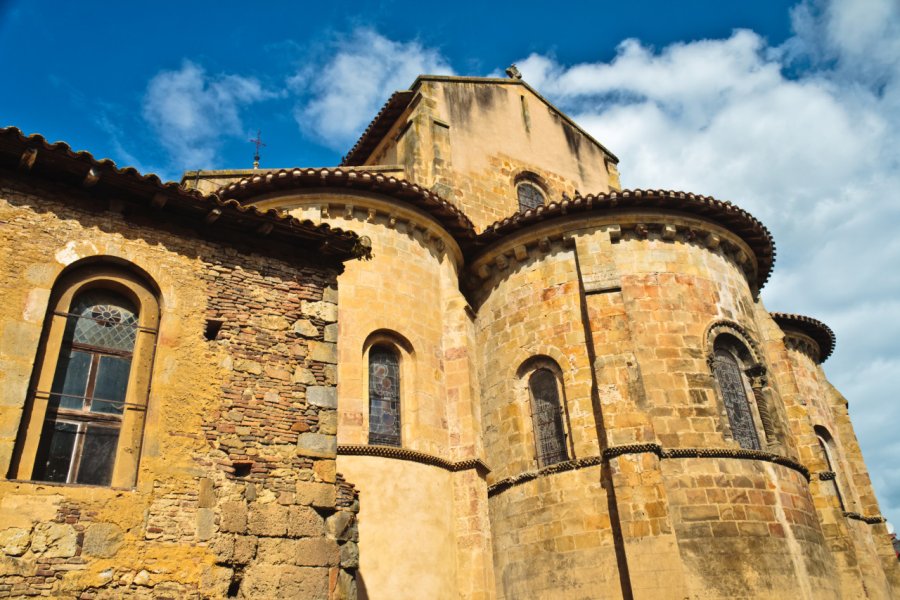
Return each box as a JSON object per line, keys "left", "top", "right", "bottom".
{"left": 289, "top": 28, "right": 454, "bottom": 151}
{"left": 142, "top": 61, "right": 276, "bottom": 169}
{"left": 517, "top": 0, "right": 900, "bottom": 526}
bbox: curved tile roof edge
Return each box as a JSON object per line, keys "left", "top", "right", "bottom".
{"left": 771, "top": 312, "right": 836, "bottom": 362}
{"left": 476, "top": 189, "right": 776, "bottom": 289}
{"left": 341, "top": 90, "right": 414, "bottom": 167}
{"left": 0, "top": 127, "right": 368, "bottom": 260}
{"left": 215, "top": 167, "right": 477, "bottom": 239}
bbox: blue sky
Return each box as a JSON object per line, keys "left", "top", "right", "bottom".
{"left": 3, "top": 1, "right": 900, "bottom": 531}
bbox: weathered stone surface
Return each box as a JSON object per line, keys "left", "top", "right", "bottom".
{"left": 292, "top": 318, "right": 318, "bottom": 337}
{"left": 307, "top": 386, "right": 337, "bottom": 409}
{"left": 296, "top": 482, "right": 337, "bottom": 509}
{"left": 0, "top": 527, "right": 31, "bottom": 556}
{"left": 308, "top": 341, "right": 337, "bottom": 364}
{"left": 297, "top": 432, "right": 337, "bottom": 458}
{"left": 240, "top": 564, "right": 328, "bottom": 599}
{"left": 234, "top": 359, "right": 262, "bottom": 375}
{"left": 198, "top": 477, "right": 215, "bottom": 508}
{"left": 326, "top": 511, "right": 356, "bottom": 542}
{"left": 248, "top": 503, "right": 288, "bottom": 537}
{"left": 133, "top": 569, "right": 151, "bottom": 587}
{"left": 234, "top": 535, "right": 258, "bottom": 563}
{"left": 313, "top": 458, "right": 336, "bottom": 482}
{"left": 31, "top": 522, "right": 77, "bottom": 558}
{"left": 197, "top": 508, "right": 216, "bottom": 541}
{"left": 340, "top": 541, "right": 359, "bottom": 569}
{"left": 257, "top": 537, "right": 340, "bottom": 567}
{"left": 334, "top": 569, "right": 358, "bottom": 600}
{"left": 259, "top": 315, "right": 290, "bottom": 330}
{"left": 292, "top": 366, "right": 317, "bottom": 384}
{"left": 286, "top": 505, "right": 325, "bottom": 538}
{"left": 324, "top": 323, "right": 338, "bottom": 343}
{"left": 220, "top": 501, "right": 248, "bottom": 534}
{"left": 301, "top": 300, "right": 337, "bottom": 323}
{"left": 82, "top": 523, "right": 124, "bottom": 558}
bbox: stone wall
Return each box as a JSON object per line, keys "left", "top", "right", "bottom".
{"left": 0, "top": 176, "right": 358, "bottom": 599}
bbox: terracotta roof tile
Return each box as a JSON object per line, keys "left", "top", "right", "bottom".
{"left": 217, "top": 167, "right": 477, "bottom": 241}
{"left": 771, "top": 312, "right": 836, "bottom": 362}
{"left": 0, "top": 127, "right": 368, "bottom": 261}
{"left": 340, "top": 91, "right": 415, "bottom": 166}
{"left": 475, "top": 189, "right": 777, "bottom": 289}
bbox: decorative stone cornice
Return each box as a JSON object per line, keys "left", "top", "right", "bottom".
{"left": 488, "top": 456, "right": 604, "bottom": 497}
{"left": 842, "top": 511, "right": 886, "bottom": 524}
{"left": 215, "top": 168, "right": 476, "bottom": 243}
{"left": 474, "top": 189, "right": 775, "bottom": 290}
{"left": 488, "top": 444, "right": 814, "bottom": 498}
{"left": 771, "top": 312, "right": 836, "bottom": 363}
{"left": 337, "top": 444, "right": 490, "bottom": 475}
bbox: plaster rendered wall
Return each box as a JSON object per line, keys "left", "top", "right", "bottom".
{"left": 0, "top": 178, "right": 358, "bottom": 599}
{"left": 336, "top": 456, "right": 456, "bottom": 600}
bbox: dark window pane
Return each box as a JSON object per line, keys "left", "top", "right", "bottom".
{"left": 71, "top": 290, "right": 138, "bottom": 352}
{"left": 517, "top": 183, "right": 544, "bottom": 213}
{"left": 34, "top": 421, "right": 77, "bottom": 483}
{"left": 713, "top": 350, "right": 760, "bottom": 450}
{"left": 50, "top": 350, "right": 91, "bottom": 410}
{"left": 76, "top": 425, "right": 119, "bottom": 486}
{"left": 529, "top": 369, "right": 568, "bottom": 466}
{"left": 91, "top": 356, "right": 131, "bottom": 414}
{"left": 368, "top": 346, "right": 401, "bottom": 446}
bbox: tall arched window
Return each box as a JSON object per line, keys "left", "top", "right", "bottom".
{"left": 10, "top": 263, "right": 159, "bottom": 488}
{"left": 368, "top": 345, "right": 401, "bottom": 447}
{"left": 528, "top": 368, "right": 568, "bottom": 466}
{"left": 517, "top": 182, "right": 545, "bottom": 213}
{"left": 712, "top": 345, "right": 761, "bottom": 450}
{"left": 816, "top": 425, "right": 850, "bottom": 511}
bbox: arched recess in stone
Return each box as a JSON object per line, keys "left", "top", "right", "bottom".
{"left": 9, "top": 258, "right": 161, "bottom": 488}
{"left": 362, "top": 330, "right": 415, "bottom": 448}
{"left": 516, "top": 355, "right": 573, "bottom": 467}
{"left": 705, "top": 321, "right": 785, "bottom": 452}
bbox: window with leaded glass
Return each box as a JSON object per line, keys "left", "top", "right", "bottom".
{"left": 32, "top": 290, "right": 138, "bottom": 485}
{"left": 528, "top": 368, "right": 568, "bottom": 466}
{"left": 712, "top": 349, "right": 761, "bottom": 450}
{"left": 368, "top": 345, "right": 401, "bottom": 447}
{"left": 517, "top": 182, "right": 544, "bottom": 213}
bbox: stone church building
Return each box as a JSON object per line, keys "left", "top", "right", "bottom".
{"left": 0, "top": 73, "right": 897, "bottom": 599}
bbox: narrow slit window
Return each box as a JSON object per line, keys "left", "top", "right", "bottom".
{"left": 32, "top": 290, "right": 137, "bottom": 486}
{"left": 528, "top": 368, "right": 568, "bottom": 466}
{"left": 712, "top": 349, "right": 761, "bottom": 450}
{"left": 368, "top": 345, "right": 401, "bottom": 447}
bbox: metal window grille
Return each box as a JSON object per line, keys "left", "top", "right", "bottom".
{"left": 713, "top": 349, "right": 761, "bottom": 450}
{"left": 517, "top": 182, "right": 544, "bottom": 213}
{"left": 33, "top": 290, "right": 139, "bottom": 486}
{"left": 368, "top": 346, "right": 401, "bottom": 447}
{"left": 528, "top": 368, "right": 568, "bottom": 466}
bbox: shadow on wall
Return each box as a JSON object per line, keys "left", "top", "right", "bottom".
{"left": 357, "top": 571, "right": 369, "bottom": 600}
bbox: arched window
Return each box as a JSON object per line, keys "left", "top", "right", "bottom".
{"left": 528, "top": 367, "right": 568, "bottom": 466}
{"left": 10, "top": 263, "right": 159, "bottom": 488}
{"left": 816, "top": 425, "right": 850, "bottom": 511}
{"left": 712, "top": 345, "right": 761, "bottom": 450}
{"left": 517, "top": 182, "right": 545, "bottom": 213}
{"left": 368, "top": 345, "right": 401, "bottom": 447}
